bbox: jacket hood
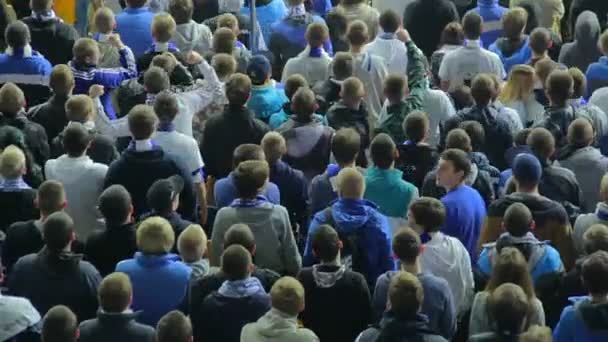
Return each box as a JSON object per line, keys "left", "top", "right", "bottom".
{"left": 174, "top": 21, "right": 208, "bottom": 50}
{"left": 425, "top": 232, "right": 469, "bottom": 273}
{"left": 312, "top": 264, "right": 346, "bottom": 288}
{"left": 490, "top": 192, "right": 569, "bottom": 227}
{"left": 575, "top": 298, "right": 608, "bottom": 331}
{"left": 556, "top": 145, "right": 598, "bottom": 161}
{"left": 248, "top": 308, "right": 299, "bottom": 337}
{"left": 575, "top": 11, "right": 601, "bottom": 48}
{"left": 464, "top": 163, "right": 479, "bottom": 186}
{"left": 97, "top": 311, "right": 142, "bottom": 325}
{"left": 377, "top": 311, "right": 434, "bottom": 341}
{"left": 36, "top": 247, "right": 83, "bottom": 276}
{"left": 329, "top": 199, "right": 380, "bottom": 234}
{"left": 493, "top": 37, "right": 529, "bottom": 59}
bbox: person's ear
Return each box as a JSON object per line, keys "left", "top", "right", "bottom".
{"left": 419, "top": 244, "right": 424, "bottom": 255}
{"left": 74, "top": 329, "right": 80, "bottom": 341}
{"left": 393, "top": 147, "right": 399, "bottom": 160}
{"left": 251, "top": 245, "right": 257, "bottom": 256}
{"left": 62, "top": 200, "right": 68, "bottom": 209}
{"left": 247, "top": 262, "right": 254, "bottom": 274}
{"left": 337, "top": 240, "right": 343, "bottom": 251}
{"left": 129, "top": 293, "right": 133, "bottom": 306}
{"left": 529, "top": 220, "right": 536, "bottom": 231}
{"left": 188, "top": 335, "right": 194, "bottom": 342}
{"left": 70, "top": 231, "right": 77, "bottom": 242}
{"left": 500, "top": 222, "right": 506, "bottom": 232}
{"left": 312, "top": 248, "right": 318, "bottom": 258}
{"left": 290, "top": 102, "right": 297, "bottom": 113}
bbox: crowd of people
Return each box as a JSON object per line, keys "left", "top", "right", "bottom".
{"left": 1, "top": 0, "right": 608, "bottom": 341}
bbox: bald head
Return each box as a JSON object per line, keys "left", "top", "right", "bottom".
{"left": 261, "top": 132, "right": 286, "bottom": 164}
{"left": 336, "top": 167, "right": 365, "bottom": 199}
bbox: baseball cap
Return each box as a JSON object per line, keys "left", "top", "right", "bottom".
{"left": 512, "top": 153, "right": 542, "bottom": 184}
{"left": 247, "top": 55, "right": 271, "bottom": 85}
{"left": 147, "top": 175, "right": 184, "bottom": 212}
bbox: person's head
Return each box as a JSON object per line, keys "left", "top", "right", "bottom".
{"left": 151, "top": 13, "right": 176, "bottom": 43}
{"left": 370, "top": 133, "right": 397, "bottom": 169}
{"left": 471, "top": 74, "right": 496, "bottom": 107}
{"left": 568, "top": 67, "right": 586, "bottom": 99}
{"left": 336, "top": 167, "right": 365, "bottom": 199}
{"left": 582, "top": 250, "right": 608, "bottom": 297}
{"left": 600, "top": 30, "right": 608, "bottom": 56}
{"left": 5, "top": 21, "right": 30, "bottom": 49}
{"left": 601, "top": 173, "right": 608, "bottom": 204}
{"left": 246, "top": 55, "right": 271, "bottom": 86}
{"left": 156, "top": 311, "right": 193, "bottom": 342}
{"left": 545, "top": 69, "right": 573, "bottom": 107}
{"left": 147, "top": 175, "right": 184, "bottom": 215}
{"left": 332, "top": 52, "right": 353, "bottom": 81}
{"left": 332, "top": 128, "right": 360, "bottom": 166}
{"left": 291, "top": 86, "right": 317, "bottom": 119}
{"left": 42, "top": 306, "right": 78, "bottom": 342}
{"left": 0, "top": 145, "right": 26, "bottom": 180}
{"left": 177, "top": 224, "right": 207, "bottom": 262}
{"left": 459, "top": 121, "right": 484, "bottom": 152}
{"left": 486, "top": 247, "right": 536, "bottom": 298}
{"left": 437, "top": 148, "right": 470, "bottom": 189}
{"left": 153, "top": 91, "right": 179, "bottom": 123}
{"left": 392, "top": 227, "right": 422, "bottom": 265}
{"left": 93, "top": 7, "right": 115, "bottom": 34}
{"left": 62, "top": 122, "right": 92, "bottom": 157}
{"left": 224, "top": 223, "right": 256, "bottom": 253}
{"left": 487, "top": 283, "right": 530, "bottom": 336}
{"left": 144, "top": 66, "right": 171, "bottom": 94}
{"left": 221, "top": 244, "right": 253, "bottom": 281}
{"left": 98, "top": 272, "right": 132, "bottom": 313}
{"left": 43, "top": 212, "right": 75, "bottom": 253}
{"left": 462, "top": 11, "right": 482, "bottom": 40}
{"left": 151, "top": 53, "right": 177, "bottom": 75}
{"left": 534, "top": 58, "right": 558, "bottom": 89}
{"left": 73, "top": 38, "right": 100, "bottom": 66}
{"left": 519, "top": 325, "right": 553, "bottom": 342}
{"left": 169, "top": 0, "right": 193, "bottom": 25}
{"left": 213, "top": 27, "right": 236, "bottom": 54}
{"left": 325, "top": 8, "right": 348, "bottom": 39}
{"left": 388, "top": 271, "right": 423, "bottom": 318}
{"left": 261, "top": 132, "right": 286, "bottom": 164}
{"left": 0, "top": 82, "right": 25, "bottom": 116}
{"left": 306, "top": 22, "right": 329, "bottom": 48}
{"left": 583, "top": 224, "right": 608, "bottom": 255}
{"left": 270, "top": 277, "right": 305, "bottom": 316}
{"left": 217, "top": 13, "right": 239, "bottom": 34}
{"left": 233, "top": 160, "right": 269, "bottom": 199}
{"left": 346, "top": 20, "right": 369, "bottom": 47}
{"left": 568, "top": 118, "right": 594, "bottom": 148}
{"left": 445, "top": 128, "right": 472, "bottom": 153}
{"left": 529, "top": 27, "right": 551, "bottom": 56}
{"left": 379, "top": 9, "right": 400, "bottom": 34}
{"left": 37, "top": 180, "right": 66, "bottom": 216}
{"left": 136, "top": 216, "right": 175, "bottom": 255}
{"left": 311, "top": 224, "right": 342, "bottom": 262}
{"left": 128, "top": 105, "right": 158, "bottom": 140}
{"left": 403, "top": 110, "right": 429, "bottom": 143}
{"left": 384, "top": 74, "right": 407, "bottom": 103}
{"left": 225, "top": 73, "right": 251, "bottom": 106}
{"left": 526, "top": 127, "right": 555, "bottom": 161}
{"left": 451, "top": 85, "right": 474, "bottom": 110}
{"left": 499, "top": 64, "right": 536, "bottom": 103}
{"left": 65, "top": 94, "right": 95, "bottom": 122}
{"left": 340, "top": 76, "right": 364, "bottom": 107}
{"left": 30, "top": 0, "right": 52, "bottom": 12}
{"left": 511, "top": 153, "right": 542, "bottom": 191}
{"left": 49, "top": 64, "right": 75, "bottom": 97}
{"left": 233, "top": 143, "right": 265, "bottom": 168}
{"left": 98, "top": 185, "right": 132, "bottom": 226}
{"left": 125, "top": 0, "right": 147, "bottom": 8}
{"left": 440, "top": 21, "right": 465, "bottom": 47}
{"left": 514, "top": 128, "right": 533, "bottom": 147}
{"left": 407, "top": 197, "right": 446, "bottom": 234}
{"left": 211, "top": 53, "right": 237, "bottom": 81}
{"left": 502, "top": 7, "right": 527, "bottom": 40}
{"left": 503, "top": 202, "right": 534, "bottom": 237}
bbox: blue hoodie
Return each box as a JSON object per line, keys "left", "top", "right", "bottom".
{"left": 304, "top": 198, "right": 394, "bottom": 286}
{"left": 242, "top": 0, "right": 288, "bottom": 48}
{"left": 247, "top": 82, "right": 289, "bottom": 122}
{"left": 586, "top": 56, "right": 608, "bottom": 99}
{"left": 468, "top": 0, "right": 508, "bottom": 48}
{"left": 554, "top": 297, "right": 608, "bottom": 342}
{"left": 489, "top": 36, "right": 532, "bottom": 74}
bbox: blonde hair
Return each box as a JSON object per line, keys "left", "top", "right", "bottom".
{"left": 0, "top": 145, "right": 26, "bottom": 179}
{"left": 270, "top": 276, "right": 305, "bottom": 316}
{"left": 499, "top": 64, "right": 536, "bottom": 104}
{"left": 0, "top": 83, "right": 25, "bottom": 114}
{"left": 600, "top": 173, "right": 608, "bottom": 202}
{"left": 73, "top": 38, "right": 99, "bottom": 63}
{"left": 177, "top": 224, "right": 207, "bottom": 262}
{"left": 261, "top": 132, "right": 286, "bottom": 164}
{"left": 341, "top": 76, "right": 364, "bottom": 101}
{"left": 98, "top": 272, "right": 132, "bottom": 312}
{"left": 336, "top": 167, "right": 365, "bottom": 199}
{"left": 65, "top": 94, "right": 95, "bottom": 122}
{"left": 94, "top": 7, "right": 115, "bottom": 34}
{"left": 152, "top": 14, "right": 177, "bottom": 42}
{"left": 218, "top": 13, "right": 239, "bottom": 32}
{"left": 49, "top": 64, "right": 75, "bottom": 96}
{"left": 137, "top": 216, "right": 175, "bottom": 254}
{"left": 600, "top": 29, "right": 608, "bottom": 55}
{"left": 502, "top": 7, "right": 528, "bottom": 39}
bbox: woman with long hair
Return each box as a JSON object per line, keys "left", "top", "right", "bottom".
{"left": 498, "top": 64, "right": 545, "bottom": 127}
{"left": 469, "top": 247, "right": 546, "bottom": 337}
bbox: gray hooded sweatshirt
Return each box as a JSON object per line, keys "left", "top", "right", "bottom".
{"left": 559, "top": 11, "right": 602, "bottom": 72}
{"left": 241, "top": 308, "right": 319, "bottom": 342}
{"left": 172, "top": 21, "right": 213, "bottom": 56}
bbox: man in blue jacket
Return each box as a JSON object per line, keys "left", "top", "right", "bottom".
{"left": 115, "top": 0, "right": 155, "bottom": 57}
{"left": 467, "top": 0, "right": 508, "bottom": 47}
{"left": 304, "top": 167, "right": 393, "bottom": 287}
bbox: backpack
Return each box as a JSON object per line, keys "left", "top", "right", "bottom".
{"left": 323, "top": 207, "right": 368, "bottom": 276}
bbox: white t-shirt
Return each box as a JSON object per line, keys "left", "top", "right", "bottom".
{"left": 438, "top": 40, "right": 505, "bottom": 92}
{"left": 365, "top": 36, "right": 408, "bottom": 76}
{"left": 154, "top": 130, "right": 205, "bottom": 183}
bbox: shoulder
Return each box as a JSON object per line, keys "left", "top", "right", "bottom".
{"left": 79, "top": 260, "right": 101, "bottom": 276}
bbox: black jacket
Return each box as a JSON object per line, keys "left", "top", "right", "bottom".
{"left": 538, "top": 159, "right": 583, "bottom": 222}
{"left": 297, "top": 265, "right": 371, "bottom": 342}
{"left": 84, "top": 223, "right": 138, "bottom": 277}
{"left": 201, "top": 105, "right": 269, "bottom": 178}
{"left": 570, "top": 0, "right": 608, "bottom": 34}
{"left": 79, "top": 311, "right": 155, "bottom": 342}
{"left": 1, "top": 220, "right": 43, "bottom": 274}
{"left": 0, "top": 113, "right": 50, "bottom": 167}
{"left": 21, "top": 16, "right": 79, "bottom": 66}
{"left": 312, "top": 78, "right": 341, "bottom": 115}
{"left": 8, "top": 247, "right": 101, "bottom": 321}
{"left": 28, "top": 95, "right": 70, "bottom": 144}
{"left": 357, "top": 312, "right": 447, "bottom": 342}
{"left": 0, "top": 189, "right": 37, "bottom": 234}
{"left": 51, "top": 128, "right": 119, "bottom": 166}
{"left": 534, "top": 106, "right": 577, "bottom": 149}
{"left": 103, "top": 147, "right": 196, "bottom": 220}
{"left": 396, "top": 142, "right": 438, "bottom": 189}
{"left": 403, "top": 0, "right": 459, "bottom": 57}
{"left": 326, "top": 101, "right": 372, "bottom": 167}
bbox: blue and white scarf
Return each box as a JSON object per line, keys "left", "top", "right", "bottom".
{"left": 0, "top": 178, "right": 31, "bottom": 191}
{"left": 31, "top": 10, "right": 60, "bottom": 22}
{"left": 218, "top": 277, "right": 266, "bottom": 298}
{"left": 230, "top": 195, "right": 269, "bottom": 208}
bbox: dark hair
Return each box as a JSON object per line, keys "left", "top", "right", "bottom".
{"left": 224, "top": 223, "right": 256, "bottom": 252}
{"left": 526, "top": 127, "right": 555, "bottom": 160}
{"left": 451, "top": 85, "right": 474, "bottom": 110}
{"left": 582, "top": 251, "right": 608, "bottom": 295}
{"left": 546, "top": 70, "right": 573, "bottom": 106}
{"left": 225, "top": 73, "right": 251, "bottom": 106}
{"left": 37, "top": 180, "right": 65, "bottom": 214}
{"left": 168, "top": 0, "right": 193, "bottom": 24}
{"left": 514, "top": 128, "right": 533, "bottom": 146}
{"left": 156, "top": 311, "right": 193, "bottom": 342}
{"left": 42, "top": 306, "right": 78, "bottom": 342}
{"left": 370, "top": 133, "right": 395, "bottom": 169}
{"left": 392, "top": 227, "right": 421, "bottom": 264}
{"left": 403, "top": 111, "right": 429, "bottom": 143}
{"left": 233, "top": 144, "right": 265, "bottom": 167}
{"left": 529, "top": 27, "right": 551, "bottom": 55}
{"left": 62, "top": 122, "right": 91, "bottom": 157}
{"left": 346, "top": 20, "right": 368, "bottom": 46}
{"left": 326, "top": 8, "right": 348, "bottom": 38}
{"left": 284, "top": 74, "right": 308, "bottom": 99}
{"left": 332, "top": 128, "right": 360, "bottom": 165}
{"left": 379, "top": 9, "right": 400, "bottom": 33}
{"left": 409, "top": 197, "right": 446, "bottom": 233}
{"left": 583, "top": 224, "right": 608, "bottom": 255}
{"left": 462, "top": 11, "right": 482, "bottom": 40}
{"left": 503, "top": 203, "right": 533, "bottom": 237}
{"left": 311, "top": 224, "right": 340, "bottom": 262}
{"left": 446, "top": 128, "right": 472, "bottom": 152}
{"left": 567, "top": 117, "right": 594, "bottom": 147}
{"left": 154, "top": 91, "right": 179, "bottom": 122}
{"left": 459, "top": 121, "right": 484, "bottom": 152}
{"left": 487, "top": 283, "right": 530, "bottom": 337}
{"left": 126, "top": 0, "right": 147, "bottom": 8}
{"left": 233, "top": 160, "right": 269, "bottom": 199}
{"left": 440, "top": 22, "right": 465, "bottom": 46}
{"left": 5, "top": 21, "right": 29, "bottom": 49}
{"left": 98, "top": 185, "right": 132, "bottom": 225}
{"left": 486, "top": 247, "right": 536, "bottom": 299}
{"left": 389, "top": 272, "right": 423, "bottom": 318}
{"left": 440, "top": 148, "right": 471, "bottom": 178}
{"left": 128, "top": 105, "right": 158, "bottom": 140}
{"left": 43, "top": 212, "right": 74, "bottom": 253}
{"left": 332, "top": 52, "right": 354, "bottom": 80}
{"left": 384, "top": 74, "right": 406, "bottom": 99}
{"left": 471, "top": 74, "right": 496, "bottom": 106}
{"left": 144, "top": 66, "right": 170, "bottom": 94}
{"left": 221, "top": 244, "right": 252, "bottom": 280}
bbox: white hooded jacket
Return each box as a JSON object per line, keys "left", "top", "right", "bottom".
{"left": 241, "top": 308, "right": 319, "bottom": 342}
{"left": 173, "top": 21, "right": 213, "bottom": 56}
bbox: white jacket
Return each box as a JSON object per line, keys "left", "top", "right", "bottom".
{"left": 45, "top": 155, "right": 108, "bottom": 240}
{"left": 241, "top": 309, "right": 319, "bottom": 342}
{"left": 173, "top": 21, "right": 213, "bottom": 56}
{"left": 281, "top": 46, "right": 332, "bottom": 86}
{"left": 352, "top": 51, "right": 388, "bottom": 120}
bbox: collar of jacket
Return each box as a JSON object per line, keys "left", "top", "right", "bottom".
{"left": 37, "top": 246, "right": 84, "bottom": 273}
{"left": 134, "top": 252, "right": 180, "bottom": 266}
{"left": 224, "top": 104, "right": 254, "bottom": 119}
{"left": 124, "top": 6, "right": 151, "bottom": 13}
{"left": 6, "top": 45, "right": 32, "bottom": 57}
{"left": 97, "top": 310, "right": 143, "bottom": 324}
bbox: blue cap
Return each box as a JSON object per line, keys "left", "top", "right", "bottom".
{"left": 512, "top": 153, "right": 542, "bottom": 184}
{"left": 247, "top": 55, "right": 271, "bottom": 85}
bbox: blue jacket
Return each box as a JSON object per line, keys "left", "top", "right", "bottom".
{"left": 554, "top": 297, "right": 608, "bottom": 342}
{"left": 364, "top": 167, "right": 418, "bottom": 219}
{"left": 489, "top": 36, "right": 532, "bottom": 74}
{"left": 115, "top": 252, "right": 191, "bottom": 326}
{"left": 304, "top": 198, "right": 394, "bottom": 286}
{"left": 242, "top": 0, "right": 288, "bottom": 48}
{"left": 115, "top": 7, "right": 155, "bottom": 58}
{"left": 214, "top": 172, "right": 281, "bottom": 208}
{"left": 586, "top": 56, "right": 608, "bottom": 99}
{"left": 441, "top": 185, "right": 486, "bottom": 262}
{"left": 0, "top": 48, "right": 52, "bottom": 107}
{"left": 70, "top": 48, "right": 138, "bottom": 119}
{"left": 269, "top": 160, "right": 309, "bottom": 227}
{"left": 312, "top": 0, "right": 332, "bottom": 16}
{"left": 247, "top": 82, "right": 288, "bottom": 121}
{"left": 468, "top": 0, "right": 508, "bottom": 48}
